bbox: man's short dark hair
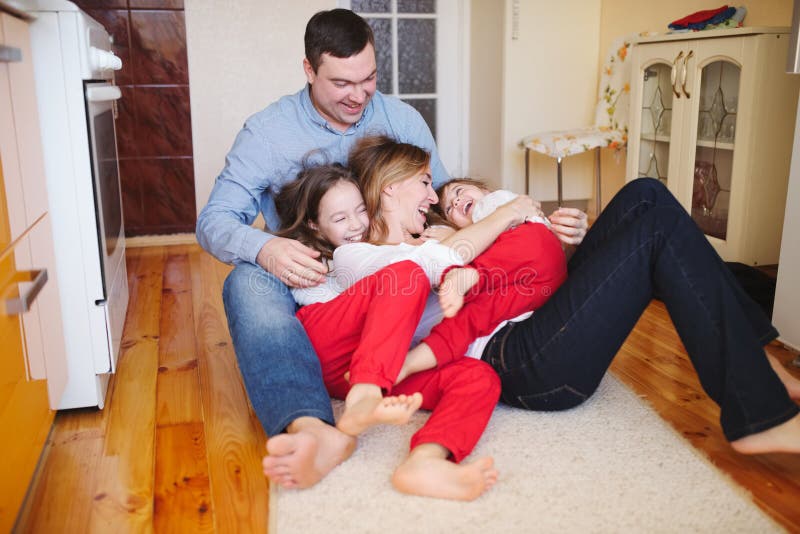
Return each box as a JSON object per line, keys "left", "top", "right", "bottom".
{"left": 305, "top": 9, "right": 375, "bottom": 72}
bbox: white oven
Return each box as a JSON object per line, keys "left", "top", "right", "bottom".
{"left": 23, "top": 0, "right": 129, "bottom": 409}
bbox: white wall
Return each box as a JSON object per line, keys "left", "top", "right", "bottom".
{"left": 468, "top": 1, "right": 504, "bottom": 188}
{"left": 185, "top": 0, "right": 334, "bottom": 216}
{"left": 773, "top": 91, "right": 800, "bottom": 350}
{"left": 468, "top": 0, "right": 601, "bottom": 201}
{"left": 502, "top": 0, "right": 602, "bottom": 199}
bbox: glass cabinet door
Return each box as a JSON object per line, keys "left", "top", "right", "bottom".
{"left": 691, "top": 60, "right": 740, "bottom": 240}
{"left": 636, "top": 61, "right": 675, "bottom": 187}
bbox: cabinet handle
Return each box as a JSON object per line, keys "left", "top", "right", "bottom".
{"left": 681, "top": 50, "right": 694, "bottom": 98}
{"left": 0, "top": 45, "right": 22, "bottom": 63}
{"left": 3, "top": 269, "right": 48, "bottom": 315}
{"left": 671, "top": 51, "right": 684, "bottom": 99}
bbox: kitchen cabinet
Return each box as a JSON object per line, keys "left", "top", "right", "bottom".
{"left": 626, "top": 28, "right": 800, "bottom": 265}
{"left": 0, "top": 8, "right": 67, "bottom": 531}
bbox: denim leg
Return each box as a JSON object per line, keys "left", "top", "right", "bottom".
{"left": 571, "top": 178, "right": 776, "bottom": 342}
{"left": 484, "top": 179, "right": 797, "bottom": 441}
{"left": 222, "top": 263, "right": 334, "bottom": 436}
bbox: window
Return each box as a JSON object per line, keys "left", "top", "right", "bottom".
{"left": 343, "top": 0, "right": 467, "bottom": 174}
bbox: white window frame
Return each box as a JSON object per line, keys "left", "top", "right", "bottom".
{"left": 339, "top": 0, "right": 469, "bottom": 175}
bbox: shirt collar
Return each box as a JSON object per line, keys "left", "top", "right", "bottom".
{"left": 301, "top": 84, "right": 375, "bottom": 136}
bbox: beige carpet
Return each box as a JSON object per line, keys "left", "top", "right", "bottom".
{"left": 270, "top": 375, "right": 783, "bottom": 533}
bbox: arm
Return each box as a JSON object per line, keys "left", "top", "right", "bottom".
{"left": 195, "top": 120, "right": 326, "bottom": 285}
{"left": 440, "top": 195, "right": 540, "bottom": 263}
{"left": 196, "top": 123, "right": 275, "bottom": 265}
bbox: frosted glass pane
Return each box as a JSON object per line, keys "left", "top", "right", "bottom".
{"left": 398, "top": 19, "right": 435, "bottom": 94}
{"left": 352, "top": 0, "right": 390, "bottom": 12}
{"left": 398, "top": 0, "right": 435, "bottom": 13}
{"left": 403, "top": 98, "right": 436, "bottom": 138}
{"left": 366, "top": 18, "right": 392, "bottom": 94}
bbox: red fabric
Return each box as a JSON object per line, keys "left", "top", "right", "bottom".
{"left": 298, "top": 260, "right": 500, "bottom": 463}
{"left": 670, "top": 5, "right": 728, "bottom": 27}
{"left": 424, "top": 222, "right": 568, "bottom": 367}
{"left": 297, "top": 260, "right": 430, "bottom": 391}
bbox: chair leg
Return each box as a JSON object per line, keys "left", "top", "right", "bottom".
{"left": 525, "top": 148, "right": 530, "bottom": 196}
{"left": 595, "top": 147, "right": 602, "bottom": 216}
{"left": 556, "top": 157, "right": 563, "bottom": 207}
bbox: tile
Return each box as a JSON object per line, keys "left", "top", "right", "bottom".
{"left": 134, "top": 86, "right": 193, "bottom": 157}
{"left": 129, "top": 0, "right": 183, "bottom": 9}
{"left": 119, "top": 158, "right": 144, "bottom": 232}
{"left": 73, "top": 0, "right": 128, "bottom": 9}
{"left": 137, "top": 158, "right": 196, "bottom": 233}
{"left": 116, "top": 86, "right": 137, "bottom": 158}
{"left": 130, "top": 10, "right": 188, "bottom": 84}
{"left": 84, "top": 9, "right": 133, "bottom": 85}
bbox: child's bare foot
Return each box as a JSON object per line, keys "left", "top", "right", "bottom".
{"left": 767, "top": 353, "right": 800, "bottom": 400}
{"left": 730, "top": 413, "right": 800, "bottom": 455}
{"left": 396, "top": 343, "right": 437, "bottom": 384}
{"left": 439, "top": 267, "right": 479, "bottom": 318}
{"left": 337, "top": 384, "right": 423, "bottom": 436}
{"left": 262, "top": 417, "right": 356, "bottom": 489}
{"left": 391, "top": 443, "right": 498, "bottom": 501}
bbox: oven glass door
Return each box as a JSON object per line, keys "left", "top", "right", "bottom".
{"left": 84, "top": 82, "right": 124, "bottom": 300}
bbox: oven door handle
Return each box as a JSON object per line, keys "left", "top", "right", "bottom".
{"left": 86, "top": 85, "right": 122, "bottom": 103}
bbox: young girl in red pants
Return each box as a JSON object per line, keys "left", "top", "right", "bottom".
{"left": 276, "top": 162, "right": 533, "bottom": 500}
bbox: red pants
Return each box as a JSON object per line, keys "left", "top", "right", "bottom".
{"left": 424, "top": 223, "right": 568, "bottom": 366}
{"left": 297, "top": 260, "right": 501, "bottom": 462}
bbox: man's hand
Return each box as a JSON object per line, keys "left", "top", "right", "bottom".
{"left": 256, "top": 237, "right": 328, "bottom": 288}
{"left": 548, "top": 207, "right": 588, "bottom": 245}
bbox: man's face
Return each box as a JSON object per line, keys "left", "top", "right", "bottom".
{"left": 304, "top": 43, "right": 377, "bottom": 132}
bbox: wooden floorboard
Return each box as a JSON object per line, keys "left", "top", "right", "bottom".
{"left": 15, "top": 244, "right": 800, "bottom": 533}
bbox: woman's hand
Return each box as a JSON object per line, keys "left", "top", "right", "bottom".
{"left": 548, "top": 207, "right": 588, "bottom": 245}
{"left": 499, "top": 194, "right": 543, "bottom": 227}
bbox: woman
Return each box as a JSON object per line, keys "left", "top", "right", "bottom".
{"left": 348, "top": 135, "right": 800, "bottom": 455}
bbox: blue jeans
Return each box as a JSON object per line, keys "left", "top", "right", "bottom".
{"left": 223, "top": 263, "right": 334, "bottom": 436}
{"left": 482, "top": 178, "right": 798, "bottom": 441}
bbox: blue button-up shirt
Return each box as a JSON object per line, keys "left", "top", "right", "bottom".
{"left": 196, "top": 85, "right": 449, "bottom": 265}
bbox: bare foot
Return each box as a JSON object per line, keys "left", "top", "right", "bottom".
{"left": 396, "top": 343, "right": 437, "bottom": 384}
{"left": 730, "top": 413, "right": 800, "bottom": 455}
{"left": 262, "top": 418, "right": 356, "bottom": 489}
{"left": 337, "top": 384, "right": 423, "bottom": 436}
{"left": 767, "top": 354, "right": 800, "bottom": 400}
{"left": 392, "top": 445, "right": 498, "bottom": 501}
{"left": 439, "top": 267, "right": 479, "bottom": 318}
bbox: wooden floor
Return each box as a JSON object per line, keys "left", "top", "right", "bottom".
{"left": 14, "top": 244, "right": 800, "bottom": 533}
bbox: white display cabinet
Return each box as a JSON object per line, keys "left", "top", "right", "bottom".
{"left": 626, "top": 28, "right": 800, "bottom": 265}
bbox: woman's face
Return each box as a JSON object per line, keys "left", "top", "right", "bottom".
{"left": 311, "top": 180, "right": 369, "bottom": 247}
{"left": 387, "top": 167, "right": 438, "bottom": 236}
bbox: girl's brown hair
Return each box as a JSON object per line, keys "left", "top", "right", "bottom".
{"left": 348, "top": 135, "right": 431, "bottom": 242}
{"left": 276, "top": 163, "right": 360, "bottom": 261}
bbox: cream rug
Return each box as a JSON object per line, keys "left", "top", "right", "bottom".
{"left": 270, "top": 375, "right": 782, "bottom": 533}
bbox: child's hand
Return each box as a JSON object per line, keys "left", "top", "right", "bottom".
{"left": 500, "top": 194, "right": 542, "bottom": 227}
{"left": 421, "top": 225, "right": 456, "bottom": 242}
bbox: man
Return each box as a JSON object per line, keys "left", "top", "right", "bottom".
{"left": 196, "top": 8, "right": 449, "bottom": 489}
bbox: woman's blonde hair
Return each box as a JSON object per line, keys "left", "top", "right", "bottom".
{"left": 348, "top": 135, "right": 431, "bottom": 242}
{"left": 275, "top": 163, "right": 360, "bottom": 261}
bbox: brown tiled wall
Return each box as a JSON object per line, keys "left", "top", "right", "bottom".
{"left": 74, "top": 0, "right": 196, "bottom": 236}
